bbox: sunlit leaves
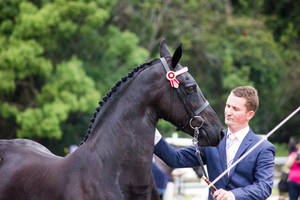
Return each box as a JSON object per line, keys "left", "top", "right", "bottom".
{"left": 17, "top": 58, "right": 100, "bottom": 139}
{"left": 0, "top": 39, "right": 52, "bottom": 95}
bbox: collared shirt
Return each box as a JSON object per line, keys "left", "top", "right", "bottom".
{"left": 226, "top": 126, "right": 249, "bottom": 167}
{"left": 226, "top": 126, "right": 249, "bottom": 200}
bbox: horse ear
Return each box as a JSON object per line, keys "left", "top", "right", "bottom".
{"left": 171, "top": 44, "right": 182, "bottom": 68}
{"left": 160, "top": 39, "right": 171, "bottom": 57}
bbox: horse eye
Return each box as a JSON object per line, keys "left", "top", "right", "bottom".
{"left": 186, "top": 85, "right": 196, "bottom": 93}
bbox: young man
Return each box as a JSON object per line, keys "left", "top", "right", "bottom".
{"left": 154, "top": 86, "right": 276, "bottom": 200}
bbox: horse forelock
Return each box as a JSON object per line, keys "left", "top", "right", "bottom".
{"left": 80, "top": 59, "right": 160, "bottom": 145}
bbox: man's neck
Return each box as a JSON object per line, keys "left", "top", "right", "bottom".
{"left": 229, "top": 124, "right": 249, "bottom": 133}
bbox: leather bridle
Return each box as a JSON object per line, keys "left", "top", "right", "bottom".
{"left": 160, "top": 57, "right": 209, "bottom": 131}
{"left": 160, "top": 57, "right": 212, "bottom": 182}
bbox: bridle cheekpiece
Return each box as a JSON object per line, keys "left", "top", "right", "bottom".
{"left": 160, "top": 57, "right": 209, "bottom": 129}
{"left": 160, "top": 57, "right": 214, "bottom": 186}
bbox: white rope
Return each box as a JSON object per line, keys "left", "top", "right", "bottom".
{"left": 207, "top": 105, "right": 300, "bottom": 189}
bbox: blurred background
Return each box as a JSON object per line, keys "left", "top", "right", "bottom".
{"left": 0, "top": 0, "right": 299, "bottom": 158}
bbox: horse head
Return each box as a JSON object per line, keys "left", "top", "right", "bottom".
{"left": 156, "top": 40, "right": 224, "bottom": 146}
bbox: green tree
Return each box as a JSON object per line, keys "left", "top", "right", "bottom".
{"left": 263, "top": 0, "right": 300, "bottom": 42}
{"left": 16, "top": 57, "right": 99, "bottom": 139}
{"left": 0, "top": 0, "right": 149, "bottom": 155}
{"left": 199, "top": 18, "right": 285, "bottom": 133}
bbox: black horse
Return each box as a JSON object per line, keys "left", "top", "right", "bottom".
{"left": 0, "top": 40, "right": 224, "bottom": 200}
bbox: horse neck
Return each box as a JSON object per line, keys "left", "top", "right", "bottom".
{"left": 84, "top": 62, "right": 164, "bottom": 164}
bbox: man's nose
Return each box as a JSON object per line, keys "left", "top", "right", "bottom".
{"left": 225, "top": 107, "right": 232, "bottom": 115}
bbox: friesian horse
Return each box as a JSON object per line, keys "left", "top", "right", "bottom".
{"left": 0, "top": 40, "right": 224, "bottom": 200}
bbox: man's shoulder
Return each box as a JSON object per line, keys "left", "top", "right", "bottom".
{"left": 250, "top": 131, "right": 275, "bottom": 152}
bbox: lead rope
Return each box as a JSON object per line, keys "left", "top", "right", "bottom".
{"left": 193, "top": 127, "right": 218, "bottom": 195}
{"left": 192, "top": 127, "right": 208, "bottom": 178}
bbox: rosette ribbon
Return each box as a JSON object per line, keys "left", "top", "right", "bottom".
{"left": 166, "top": 67, "right": 188, "bottom": 88}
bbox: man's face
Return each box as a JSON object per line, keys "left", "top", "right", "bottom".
{"left": 224, "top": 93, "right": 254, "bottom": 132}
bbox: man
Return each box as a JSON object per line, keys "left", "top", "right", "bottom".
{"left": 154, "top": 86, "right": 276, "bottom": 200}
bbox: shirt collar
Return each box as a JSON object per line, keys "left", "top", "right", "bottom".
{"left": 227, "top": 126, "right": 249, "bottom": 142}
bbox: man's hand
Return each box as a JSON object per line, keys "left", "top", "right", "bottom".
{"left": 212, "top": 189, "right": 235, "bottom": 200}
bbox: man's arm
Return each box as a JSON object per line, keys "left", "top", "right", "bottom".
{"left": 154, "top": 130, "right": 200, "bottom": 168}
{"left": 231, "top": 144, "right": 276, "bottom": 200}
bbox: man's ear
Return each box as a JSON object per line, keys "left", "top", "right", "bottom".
{"left": 247, "top": 110, "right": 255, "bottom": 121}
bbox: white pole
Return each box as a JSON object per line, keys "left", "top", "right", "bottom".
{"left": 207, "top": 105, "right": 300, "bottom": 189}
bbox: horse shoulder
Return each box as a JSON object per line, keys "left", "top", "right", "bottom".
{"left": 0, "top": 139, "right": 68, "bottom": 199}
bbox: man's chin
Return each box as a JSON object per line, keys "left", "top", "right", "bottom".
{"left": 225, "top": 120, "right": 231, "bottom": 126}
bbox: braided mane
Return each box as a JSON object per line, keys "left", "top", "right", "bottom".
{"left": 80, "top": 59, "right": 158, "bottom": 145}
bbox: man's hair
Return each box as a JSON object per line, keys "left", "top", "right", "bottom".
{"left": 231, "top": 86, "right": 259, "bottom": 112}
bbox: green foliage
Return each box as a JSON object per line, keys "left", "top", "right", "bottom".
{"left": 263, "top": 0, "right": 300, "bottom": 42}
{"left": 16, "top": 58, "right": 100, "bottom": 139}
{"left": 157, "top": 120, "right": 177, "bottom": 138}
{"left": 0, "top": 0, "right": 150, "bottom": 153}
{"left": 0, "top": 38, "right": 51, "bottom": 95}
{"left": 274, "top": 143, "right": 289, "bottom": 157}
{"left": 200, "top": 18, "right": 285, "bottom": 132}
{"left": 16, "top": 102, "right": 67, "bottom": 138}
{"left": 0, "top": 103, "right": 19, "bottom": 118}
{"left": 11, "top": 1, "right": 112, "bottom": 61}
{"left": 93, "top": 25, "right": 149, "bottom": 92}
{"left": 38, "top": 58, "right": 99, "bottom": 111}
{"left": 232, "top": 0, "right": 264, "bottom": 16}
